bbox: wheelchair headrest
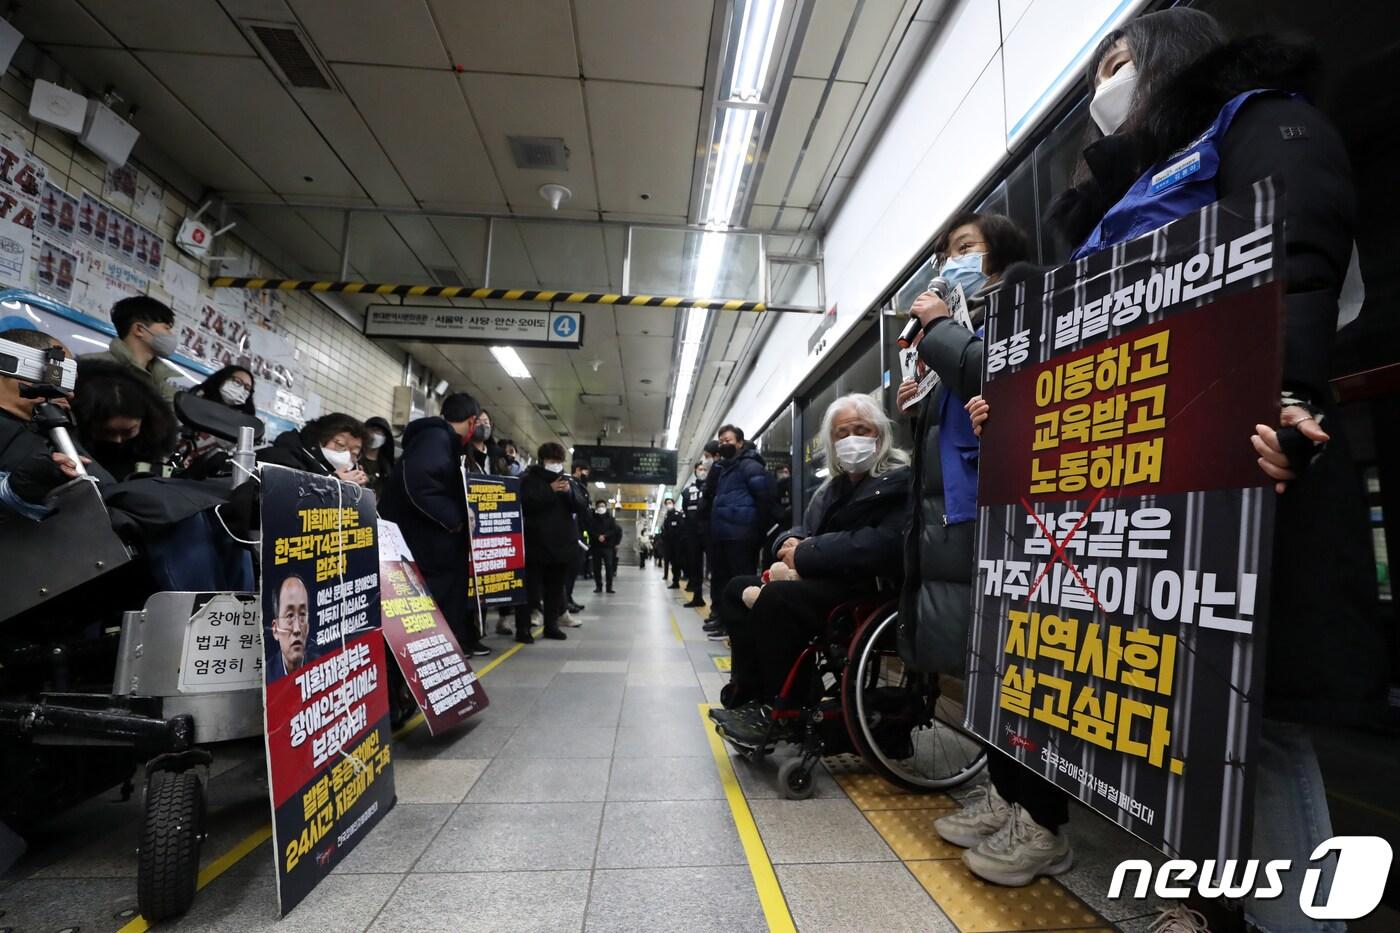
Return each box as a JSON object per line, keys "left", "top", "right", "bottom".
{"left": 175, "top": 391, "right": 264, "bottom": 445}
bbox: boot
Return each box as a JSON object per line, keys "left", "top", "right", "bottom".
{"left": 542, "top": 627, "right": 568, "bottom": 640}
{"left": 514, "top": 627, "right": 535, "bottom": 644}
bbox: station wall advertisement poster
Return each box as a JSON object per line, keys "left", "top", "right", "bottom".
{"left": 259, "top": 465, "right": 395, "bottom": 915}
{"left": 466, "top": 474, "right": 528, "bottom": 607}
{"left": 966, "top": 188, "right": 1283, "bottom": 863}
{"left": 378, "top": 518, "right": 490, "bottom": 733}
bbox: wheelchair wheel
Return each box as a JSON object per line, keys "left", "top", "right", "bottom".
{"left": 137, "top": 768, "right": 204, "bottom": 922}
{"left": 842, "top": 610, "right": 986, "bottom": 791}
{"left": 778, "top": 757, "right": 817, "bottom": 800}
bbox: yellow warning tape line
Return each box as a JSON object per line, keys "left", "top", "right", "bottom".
{"left": 698, "top": 704, "right": 797, "bottom": 933}
{"left": 114, "top": 629, "right": 538, "bottom": 933}
{"left": 208, "top": 276, "right": 769, "bottom": 312}
{"left": 669, "top": 612, "right": 683, "bottom": 642}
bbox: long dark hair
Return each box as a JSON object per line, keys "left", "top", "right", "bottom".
{"left": 192, "top": 365, "right": 256, "bottom": 415}
{"left": 1082, "top": 8, "right": 1227, "bottom": 140}
{"left": 364, "top": 416, "right": 396, "bottom": 473}
{"left": 73, "top": 359, "right": 178, "bottom": 468}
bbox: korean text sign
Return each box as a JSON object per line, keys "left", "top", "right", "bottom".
{"left": 260, "top": 465, "right": 395, "bottom": 916}
{"left": 967, "top": 189, "right": 1283, "bottom": 862}
{"left": 378, "top": 518, "right": 490, "bottom": 733}
{"left": 466, "top": 474, "right": 527, "bottom": 606}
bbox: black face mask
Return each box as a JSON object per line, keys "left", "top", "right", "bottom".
{"left": 718, "top": 443, "right": 737, "bottom": 459}
{"left": 472, "top": 424, "right": 489, "bottom": 442}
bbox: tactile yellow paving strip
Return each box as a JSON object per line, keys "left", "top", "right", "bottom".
{"left": 828, "top": 762, "right": 1108, "bottom": 932}
{"left": 905, "top": 862, "right": 1103, "bottom": 932}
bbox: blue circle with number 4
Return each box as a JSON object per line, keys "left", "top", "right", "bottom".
{"left": 552, "top": 315, "right": 576, "bottom": 338}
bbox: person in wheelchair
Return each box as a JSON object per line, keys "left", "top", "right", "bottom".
{"left": 72, "top": 358, "right": 179, "bottom": 480}
{"left": 712, "top": 392, "right": 910, "bottom": 747}
{"left": 257, "top": 411, "right": 369, "bottom": 487}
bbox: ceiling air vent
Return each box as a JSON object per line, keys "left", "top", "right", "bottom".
{"left": 508, "top": 136, "right": 569, "bottom": 171}
{"left": 243, "top": 21, "right": 339, "bottom": 92}
{"left": 428, "top": 266, "right": 464, "bottom": 287}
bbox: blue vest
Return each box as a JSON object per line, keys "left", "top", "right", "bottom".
{"left": 1073, "top": 89, "right": 1283, "bottom": 258}
{"left": 937, "top": 324, "right": 982, "bottom": 525}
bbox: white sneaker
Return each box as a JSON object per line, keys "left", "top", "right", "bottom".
{"left": 1148, "top": 905, "right": 1211, "bottom": 933}
{"left": 559, "top": 611, "right": 583, "bottom": 628}
{"left": 531, "top": 609, "right": 543, "bottom": 626}
{"left": 495, "top": 619, "right": 513, "bottom": 635}
{"left": 934, "top": 782, "right": 1011, "bottom": 848}
{"left": 962, "top": 804, "right": 1072, "bottom": 886}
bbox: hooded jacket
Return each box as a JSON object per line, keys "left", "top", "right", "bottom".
{"left": 777, "top": 466, "right": 910, "bottom": 583}
{"left": 378, "top": 416, "right": 469, "bottom": 537}
{"left": 709, "top": 444, "right": 773, "bottom": 542}
{"left": 898, "top": 316, "right": 986, "bottom": 675}
{"left": 589, "top": 509, "right": 623, "bottom": 553}
{"left": 1049, "top": 35, "right": 1386, "bottom": 722}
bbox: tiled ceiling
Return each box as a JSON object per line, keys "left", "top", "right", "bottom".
{"left": 13, "top": 0, "right": 938, "bottom": 461}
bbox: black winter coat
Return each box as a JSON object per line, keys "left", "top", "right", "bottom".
{"left": 378, "top": 418, "right": 471, "bottom": 573}
{"left": 897, "top": 318, "right": 984, "bottom": 675}
{"left": 710, "top": 445, "right": 773, "bottom": 542}
{"left": 590, "top": 511, "right": 623, "bottom": 552}
{"left": 776, "top": 466, "right": 909, "bottom": 584}
{"left": 519, "top": 465, "right": 584, "bottom": 564}
{"left": 1050, "top": 35, "right": 1386, "bottom": 723}
{"left": 256, "top": 428, "right": 335, "bottom": 475}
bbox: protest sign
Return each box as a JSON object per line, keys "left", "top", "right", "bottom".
{"left": 378, "top": 519, "right": 489, "bottom": 733}
{"left": 967, "top": 187, "right": 1283, "bottom": 862}
{"left": 466, "top": 474, "right": 527, "bottom": 607}
{"left": 259, "top": 465, "right": 394, "bottom": 915}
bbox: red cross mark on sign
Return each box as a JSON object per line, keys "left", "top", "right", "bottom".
{"left": 1020, "top": 487, "right": 1108, "bottom": 614}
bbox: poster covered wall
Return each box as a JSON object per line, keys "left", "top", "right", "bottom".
{"left": 966, "top": 188, "right": 1283, "bottom": 863}
{"left": 259, "top": 465, "right": 395, "bottom": 915}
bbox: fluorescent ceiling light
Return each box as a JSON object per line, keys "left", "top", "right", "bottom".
{"left": 730, "top": 0, "right": 784, "bottom": 101}
{"left": 491, "top": 345, "right": 531, "bottom": 379}
{"left": 68, "top": 333, "right": 109, "bottom": 348}
{"left": 595, "top": 481, "right": 605, "bottom": 489}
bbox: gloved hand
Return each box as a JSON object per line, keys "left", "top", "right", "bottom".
{"left": 8, "top": 451, "right": 74, "bottom": 503}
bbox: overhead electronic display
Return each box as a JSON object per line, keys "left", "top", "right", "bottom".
{"left": 572, "top": 445, "right": 677, "bottom": 485}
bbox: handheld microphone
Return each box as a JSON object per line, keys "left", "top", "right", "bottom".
{"left": 896, "top": 276, "right": 949, "bottom": 349}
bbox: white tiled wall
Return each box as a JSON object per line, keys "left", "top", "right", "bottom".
{"left": 0, "top": 69, "right": 404, "bottom": 422}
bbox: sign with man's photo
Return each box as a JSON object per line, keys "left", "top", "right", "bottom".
{"left": 259, "top": 464, "right": 395, "bottom": 915}
{"left": 967, "top": 189, "right": 1284, "bottom": 863}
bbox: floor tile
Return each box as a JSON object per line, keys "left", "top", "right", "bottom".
{"left": 392, "top": 758, "right": 489, "bottom": 804}
{"left": 863, "top": 808, "right": 965, "bottom": 860}
{"left": 394, "top": 722, "right": 516, "bottom": 760}
{"left": 730, "top": 750, "right": 846, "bottom": 800}
{"left": 596, "top": 800, "right": 745, "bottom": 868}
{"left": 606, "top": 756, "right": 725, "bottom": 801}
{"left": 560, "top": 660, "right": 628, "bottom": 673}
{"left": 186, "top": 871, "right": 401, "bottom": 932}
{"left": 906, "top": 860, "right": 1103, "bottom": 932}
{"left": 497, "top": 725, "right": 617, "bottom": 759}
{"left": 777, "top": 862, "right": 958, "bottom": 933}
{"left": 833, "top": 771, "right": 962, "bottom": 811}
{"left": 332, "top": 804, "right": 453, "bottom": 873}
{"left": 749, "top": 797, "right": 897, "bottom": 863}
{"left": 614, "top": 723, "right": 714, "bottom": 758}
{"left": 416, "top": 802, "right": 603, "bottom": 871}
{"left": 625, "top": 667, "right": 700, "bottom": 687}
{"left": 367, "top": 870, "right": 590, "bottom": 933}
{"left": 464, "top": 756, "right": 611, "bottom": 803}
{"left": 585, "top": 866, "right": 765, "bottom": 932}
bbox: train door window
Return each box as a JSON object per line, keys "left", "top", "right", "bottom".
{"left": 1031, "top": 100, "right": 1091, "bottom": 266}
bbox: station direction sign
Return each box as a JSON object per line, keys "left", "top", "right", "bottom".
{"left": 571, "top": 445, "right": 677, "bottom": 485}
{"left": 364, "top": 305, "right": 583, "bottom": 348}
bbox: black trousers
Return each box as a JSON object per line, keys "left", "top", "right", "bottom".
{"left": 987, "top": 750, "right": 1069, "bottom": 831}
{"left": 591, "top": 548, "right": 618, "bottom": 589}
{"left": 668, "top": 541, "right": 683, "bottom": 585}
{"left": 683, "top": 535, "right": 705, "bottom": 600}
{"left": 709, "top": 536, "right": 760, "bottom": 624}
{"left": 724, "top": 575, "right": 864, "bottom": 699}
{"left": 515, "top": 561, "right": 570, "bottom": 633}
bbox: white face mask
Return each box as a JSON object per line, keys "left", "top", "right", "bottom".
{"left": 544, "top": 462, "right": 564, "bottom": 474}
{"left": 322, "top": 447, "right": 354, "bottom": 471}
{"left": 1090, "top": 61, "right": 1138, "bottom": 136}
{"left": 219, "top": 381, "right": 250, "bottom": 406}
{"left": 834, "top": 435, "right": 878, "bottom": 473}
{"left": 368, "top": 432, "right": 387, "bottom": 450}
{"left": 595, "top": 507, "right": 607, "bottom": 515}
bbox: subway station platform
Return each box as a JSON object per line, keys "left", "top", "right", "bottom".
{"left": 0, "top": 565, "right": 1245, "bottom": 933}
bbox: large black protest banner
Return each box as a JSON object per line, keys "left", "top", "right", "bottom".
{"left": 259, "top": 465, "right": 395, "bottom": 915}
{"left": 968, "top": 186, "right": 1284, "bottom": 862}
{"left": 466, "top": 474, "right": 527, "bottom": 607}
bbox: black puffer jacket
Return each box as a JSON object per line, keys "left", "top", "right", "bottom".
{"left": 897, "top": 319, "right": 984, "bottom": 675}
{"left": 256, "top": 428, "right": 334, "bottom": 475}
{"left": 378, "top": 416, "right": 469, "bottom": 535}
{"left": 776, "top": 466, "right": 909, "bottom": 584}
{"left": 1050, "top": 35, "right": 1386, "bottom": 723}
{"left": 520, "top": 465, "right": 585, "bottom": 564}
